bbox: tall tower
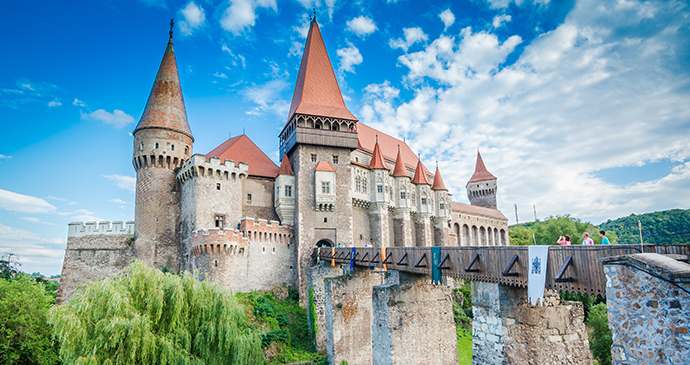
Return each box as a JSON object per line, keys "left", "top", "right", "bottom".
{"left": 466, "top": 152, "right": 497, "bottom": 210}
{"left": 131, "top": 22, "right": 193, "bottom": 271}
{"left": 279, "top": 17, "right": 359, "bottom": 304}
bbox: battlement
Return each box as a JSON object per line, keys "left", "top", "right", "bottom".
{"left": 176, "top": 154, "right": 249, "bottom": 184}
{"left": 68, "top": 221, "right": 135, "bottom": 238}
{"left": 191, "top": 217, "right": 294, "bottom": 256}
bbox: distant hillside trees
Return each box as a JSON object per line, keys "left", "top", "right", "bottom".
{"left": 600, "top": 209, "right": 690, "bottom": 245}
{"left": 49, "top": 260, "right": 264, "bottom": 365}
{"left": 509, "top": 215, "right": 616, "bottom": 245}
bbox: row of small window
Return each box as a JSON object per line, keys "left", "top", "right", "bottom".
{"left": 311, "top": 154, "right": 339, "bottom": 164}
{"left": 139, "top": 142, "right": 189, "bottom": 154}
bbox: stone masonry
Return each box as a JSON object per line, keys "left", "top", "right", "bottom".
{"left": 601, "top": 253, "right": 690, "bottom": 365}
{"left": 472, "top": 282, "right": 591, "bottom": 365}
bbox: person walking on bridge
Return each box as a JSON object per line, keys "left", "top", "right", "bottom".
{"left": 600, "top": 230, "right": 610, "bottom": 245}
{"left": 557, "top": 235, "right": 571, "bottom": 245}
{"left": 582, "top": 232, "right": 594, "bottom": 245}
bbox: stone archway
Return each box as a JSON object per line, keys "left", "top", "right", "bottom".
{"left": 316, "top": 239, "right": 334, "bottom": 247}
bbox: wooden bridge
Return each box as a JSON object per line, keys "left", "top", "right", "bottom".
{"left": 313, "top": 244, "right": 690, "bottom": 296}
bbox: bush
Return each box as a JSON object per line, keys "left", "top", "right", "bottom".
{"left": 49, "top": 260, "right": 264, "bottom": 365}
{"left": 0, "top": 275, "right": 59, "bottom": 365}
{"left": 587, "top": 303, "right": 613, "bottom": 365}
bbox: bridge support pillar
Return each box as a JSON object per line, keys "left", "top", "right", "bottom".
{"left": 601, "top": 253, "right": 690, "bottom": 365}
{"left": 471, "top": 282, "right": 591, "bottom": 365}
{"left": 308, "top": 261, "right": 344, "bottom": 352}
{"left": 372, "top": 271, "right": 458, "bottom": 365}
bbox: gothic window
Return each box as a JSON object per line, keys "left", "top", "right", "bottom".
{"left": 421, "top": 198, "right": 427, "bottom": 205}
{"left": 363, "top": 178, "right": 368, "bottom": 191}
{"left": 171, "top": 145, "right": 175, "bottom": 151}
{"left": 377, "top": 185, "right": 383, "bottom": 193}
{"left": 333, "top": 155, "right": 339, "bottom": 164}
{"left": 322, "top": 182, "right": 330, "bottom": 194}
{"left": 355, "top": 177, "right": 361, "bottom": 192}
{"left": 400, "top": 192, "right": 406, "bottom": 200}
{"left": 285, "top": 185, "right": 292, "bottom": 197}
{"left": 215, "top": 215, "right": 224, "bottom": 229}
{"left": 440, "top": 203, "right": 445, "bottom": 210}
{"left": 311, "top": 154, "right": 317, "bottom": 162}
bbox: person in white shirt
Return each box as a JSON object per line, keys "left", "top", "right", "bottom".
{"left": 582, "top": 232, "right": 594, "bottom": 245}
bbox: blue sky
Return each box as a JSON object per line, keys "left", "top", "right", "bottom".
{"left": 1, "top": 0, "right": 689, "bottom": 275}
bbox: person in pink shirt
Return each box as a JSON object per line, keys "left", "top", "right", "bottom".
{"left": 557, "top": 235, "right": 571, "bottom": 245}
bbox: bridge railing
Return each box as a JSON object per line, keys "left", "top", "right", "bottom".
{"left": 312, "top": 245, "right": 690, "bottom": 296}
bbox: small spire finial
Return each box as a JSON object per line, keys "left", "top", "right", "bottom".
{"left": 170, "top": 18, "right": 174, "bottom": 38}
{"left": 313, "top": 7, "right": 316, "bottom": 21}
{"left": 397, "top": 144, "right": 400, "bottom": 153}
{"left": 436, "top": 160, "right": 438, "bottom": 168}
{"left": 376, "top": 134, "right": 379, "bottom": 144}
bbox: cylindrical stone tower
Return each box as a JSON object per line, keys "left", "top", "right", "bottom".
{"left": 132, "top": 24, "right": 193, "bottom": 271}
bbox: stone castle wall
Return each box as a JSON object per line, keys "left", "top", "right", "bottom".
{"left": 243, "top": 176, "right": 279, "bottom": 222}
{"left": 449, "top": 211, "right": 508, "bottom": 246}
{"left": 57, "top": 221, "right": 135, "bottom": 304}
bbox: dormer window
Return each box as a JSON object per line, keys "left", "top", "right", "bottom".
{"left": 285, "top": 185, "right": 292, "bottom": 197}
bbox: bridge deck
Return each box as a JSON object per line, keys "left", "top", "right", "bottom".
{"left": 313, "top": 245, "right": 690, "bottom": 296}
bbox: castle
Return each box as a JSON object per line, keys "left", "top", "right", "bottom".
{"left": 57, "top": 19, "right": 508, "bottom": 303}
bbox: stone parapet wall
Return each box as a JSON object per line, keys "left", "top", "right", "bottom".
{"left": 68, "top": 221, "right": 135, "bottom": 238}
{"left": 472, "top": 282, "right": 591, "bottom": 365}
{"left": 601, "top": 254, "right": 690, "bottom": 365}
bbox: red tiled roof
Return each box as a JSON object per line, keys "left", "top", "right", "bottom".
{"left": 278, "top": 154, "right": 294, "bottom": 176}
{"left": 315, "top": 161, "right": 336, "bottom": 172}
{"left": 451, "top": 201, "right": 507, "bottom": 221}
{"left": 468, "top": 151, "right": 497, "bottom": 183}
{"left": 368, "top": 142, "right": 389, "bottom": 170}
{"left": 351, "top": 160, "right": 371, "bottom": 169}
{"left": 287, "top": 20, "right": 357, "bottom": 122}
{"left": 392, "top": 149, "right": 409, "bottom": 178}
{"left": 432, "top": 167, "right": 447, "bottom": 190}
{"left": 412, "top": 159, "right": 431, "bottom": 185}
{"left": 134, "top": 33, "right": 193, "bottom": 140}
{"left": 356, "top": 123, "right": 432, "bottom": 178}
{"left": 207, "top": 135, "right": 279, "bottom": 178}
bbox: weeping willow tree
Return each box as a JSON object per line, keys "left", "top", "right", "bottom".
{"left": 48, "top": 261, "right": 264, "bottom": 365}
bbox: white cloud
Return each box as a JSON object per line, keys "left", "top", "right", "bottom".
{"left": 439, "top": 9, "right": 455, "bottom": 30}
{"left": 0, "top": 223, "right": 66, "bottom": 275}
{"left": 47, "top": 99, "right": 61, "bottom": 107}
{"left": 492, "top": 14, "right": 512, "bottom": 28}
{"left": 221, "top": 44, "right": 247, "bottom": 68}
{"left": 0, "top": 154, "right": 12, "bottom": 160}
{"left": 242, "top": 80, "right": 290, "bottom": 116}
{"left": 20, "top": 217, "right": 55, "bottom": 225}
{"left": 103, "top": 175, "right": 136, "bottom": 192}
{"left": 214, "top": 72, "right": 228, "bottom": 78}
{"left": 346, "top": 16, "right": 377, "bottom": 38}
{"left": 56, "top": 209, "right": 104, "bottom": 222}
{"left": 0, "top": 189, "right": 56, "bottom": 214}
{"left": 337, "top": 44, "right": 363, "bottom": 73}
{"left": 178, "top": 1, "right": 206, "bottom": 36}
{"left": 220, "top": 0, "right": 277, "bottom": 35}
{"left": 360, "top": 0, "right": 690, "bottom": 224}
{"left": 389, "top": 27, "right": 428, "bottom": 52}
{"left": 109, "top": 199, "right": 130, "bottom": 204}
{"left": 81, "top": 109, "right": 135, "bottom": 128}
{"left": 0, "top": 79, "right": 61, "bottom": 109}
{"left": 72, "top": 98, "right": 86, "bottom": 107}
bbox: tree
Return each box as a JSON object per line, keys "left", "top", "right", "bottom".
{"left": 0, "top": 253, "right": 21, "bottom": 280}
{"left": 587, "top": 303, "right": 613, "bottom": 365}
{"left": 49, "top": 260, "right": 264, "bottom": 365}
{"left": 510, "top": 215, "right": 617, "bottom": 245}
{"left": 0, "top": 274, "right": 59, "bottom": 365}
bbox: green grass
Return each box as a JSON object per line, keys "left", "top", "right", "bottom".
{"left": 457, "top": 331, "right": 473, "bottom": 365}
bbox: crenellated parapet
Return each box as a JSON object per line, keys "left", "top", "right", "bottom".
{"left": 68, "top": 221, "right": 135, "bottom": 238}
{"left": 191, "top": 217, "right": 294, "bottom": 256}
{"left": 176, "top": 154, "right": 249, "bottom": 184}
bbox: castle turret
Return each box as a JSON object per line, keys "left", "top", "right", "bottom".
{"left": 466, "top": 151, "right": 497, "bottom": 210}
{"left": 392, "top": 146, "right": 413, "bottom": 247}
{"left": 432, "top": 165, "right": 450, "bottom": 219}
{"left": 368, "top": 139, "right": 391, "bottom": 248}
{"left": 412, "top": 158, "right": 432, "bottom": 246}
{"left": 275, "top": 154, "right": 296, "bottom": 225}
{"left": 131, "top": 22, "right": 193, "bottom": 271}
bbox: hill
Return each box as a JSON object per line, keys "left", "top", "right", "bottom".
{"left": 600, "top": 209, "right": 690, "bottom": 245}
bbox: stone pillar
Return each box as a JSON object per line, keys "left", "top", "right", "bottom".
{"left": 369, "top": 203, "right": 390, "bottom": 248}
{"left": 372, "top": 271, "right": 458, "bottom": 365}
{"left": 414, "top": 213, "right": 432, "bottom": 247}
{"left": 432, "top": 216, "right": 448, "bottom": 246}
{"left": 324, "top": 266, "right": 388, "bottom": 365}
{"left": 600, "top": 253, "right": 690, "bottom": 365}
{"left": 308, "top": 261, "right": 344, "bottom": 352}
{"left": 392, "top": 208, "right": 412, "bottom": 247}
{"left": 471, "top": 282, "right": 591, "bottom": 365}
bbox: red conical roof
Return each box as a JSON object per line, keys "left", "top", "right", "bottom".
{"left": 287, "top": 19, "right": 357, "bottom": 122}
{"left": 432, "top": 167, "right": 448, "bottom": 190}
{"left": 369, "top": 140, "right": 389, "bottom": 170}
{"left": 207, "top": 135, "right": 279, "bottom": 178}
{"left": 134, "top": 30, "right": 193, "bottom": 139}
{"left": 278, "top": 154, "right": 295, "bottom": 175}
{"left": 468, "top": 152, "right": 496, "bottom": 183}
{"left": 392, "top": 148, "right": 409, "bottom": 178}
{"left": 412, "top": 159, "right": 431, "bottom": 185}
{"left": 315, "top": 161, "right": 336, "bottom": 172}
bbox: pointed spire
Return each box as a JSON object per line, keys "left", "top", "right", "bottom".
{"left": 468, "top": 151, "right": 496, "bottom": 183}
{"left": 392, "top": 145, "right": 409, "bottom": 178}
{"left": 134, "top": 20, "right": 193, "bottom": 140}
{"left": 278, "top": 154, "right": 295, "bottom": 176}
{"left": 432, "top": 166, "right": 448, "bottom": 190}
{"left": 412, "top": 157, "right": 431, "bottom": 185}
{"left": 369, "top": 137, "right": 388, "bottom": 170}
{"left": 287, "top": 18, "right": 357, "bottom": 123}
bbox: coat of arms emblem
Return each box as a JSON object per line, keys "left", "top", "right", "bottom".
{"left": 531, "top": 256, "right": 541, "bottom": 274}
